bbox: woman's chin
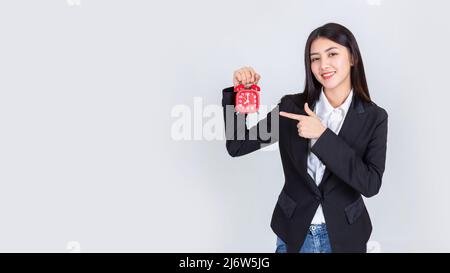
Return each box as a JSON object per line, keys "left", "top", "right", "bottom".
{"left": 321, "top": 81, "right": 339, "bottom": 90}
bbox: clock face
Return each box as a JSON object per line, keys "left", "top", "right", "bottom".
{"left": 235, "top": 90, "right": 259, "bottom": 113}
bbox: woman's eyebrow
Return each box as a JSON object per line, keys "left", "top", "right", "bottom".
{"left": 310, "top": 47, "right": 339, "bottom": 56}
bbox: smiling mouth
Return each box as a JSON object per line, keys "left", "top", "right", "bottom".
{"left": 321, "top": 71, "right": 336, "bottom": 80}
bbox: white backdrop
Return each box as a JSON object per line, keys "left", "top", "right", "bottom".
{"left": 0, "top": 0, "right": 449, "bottom": 252}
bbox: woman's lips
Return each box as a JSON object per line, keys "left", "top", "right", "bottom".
{"left": 321, "top": 71, "right": 336, "bottom": 80}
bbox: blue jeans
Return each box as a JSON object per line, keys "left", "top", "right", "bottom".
{"left": 275, "top": 224, "right": 332, "bottom": 253}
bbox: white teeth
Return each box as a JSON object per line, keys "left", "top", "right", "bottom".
{"left": 322, "top": 72, "right": 335, "bottom": 77}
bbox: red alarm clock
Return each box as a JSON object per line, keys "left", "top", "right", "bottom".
{"left": 234, "top": 83, "right": 260, "bottom": 114}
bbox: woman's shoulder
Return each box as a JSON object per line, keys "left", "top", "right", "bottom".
{"left": 279, "top": 92, "right": 306, "bottom": 110}
{"left": 364, "top": 99, "right": 388, "bottom": 123}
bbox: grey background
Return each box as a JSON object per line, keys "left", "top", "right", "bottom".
{"left": 0, "top": 0, "right": 449, "bottom": 252}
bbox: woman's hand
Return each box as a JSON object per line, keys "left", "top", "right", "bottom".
{"left": 280, "top": 103, "right": 326, "bottom": 139}
{"left": 233, "top": 66, "right": 261, "bottom": 87}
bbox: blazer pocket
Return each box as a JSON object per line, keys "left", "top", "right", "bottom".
{"left": 344, "top": 196, "right": 365, "bottom": 225}
{"left": 277, "top": 190, "right": 297, "bottom": 218}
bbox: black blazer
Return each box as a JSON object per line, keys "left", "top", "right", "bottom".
{"left": 222, "top": 86, "right": 388, "bottom": 253}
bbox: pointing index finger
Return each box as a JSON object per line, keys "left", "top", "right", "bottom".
{"left": 279, "top": 111, "right": 305, "bottom": 121}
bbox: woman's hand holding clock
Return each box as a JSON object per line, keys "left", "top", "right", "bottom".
{"left": 233, "top": 66, "right": 261, "bottom": 87}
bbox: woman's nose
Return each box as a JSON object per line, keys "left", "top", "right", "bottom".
{"left": 320, "top": 60, "right": 331, "bottom": 70}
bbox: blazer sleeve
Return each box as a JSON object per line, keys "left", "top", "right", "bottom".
{"left": 310, "top": 108, "right": 388, "bottom": 197}
{"left": 222, "top": 86, "right": 283, "bottom": 157}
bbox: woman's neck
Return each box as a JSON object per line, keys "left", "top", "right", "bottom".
{"left": 323, "top": 82, "right": 352, "bottom": 108}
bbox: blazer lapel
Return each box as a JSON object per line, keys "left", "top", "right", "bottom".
{"left": 318, "top": 93, "right": 367, "bottom": 194}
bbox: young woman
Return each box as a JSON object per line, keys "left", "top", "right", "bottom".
{"left": 221, "top": 23, "right": 388, "bottom": 253}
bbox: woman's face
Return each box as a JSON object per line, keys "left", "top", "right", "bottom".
{"left": 310, "top": 37, "right": 353, "bottom": 92}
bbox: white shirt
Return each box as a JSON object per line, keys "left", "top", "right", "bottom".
{"left": 308, "top": 87, "right": 353, "bottom": 224}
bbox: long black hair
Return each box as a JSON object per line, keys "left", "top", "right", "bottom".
{"left": 303, "top": 23, "right": 371, "bottom": 106}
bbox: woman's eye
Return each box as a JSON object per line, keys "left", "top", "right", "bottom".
{"left": 329, "top": 52, "right": 338, "bottom": 57}
{"left": 311, "top": 58, "right": 319, "bottom": 62}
